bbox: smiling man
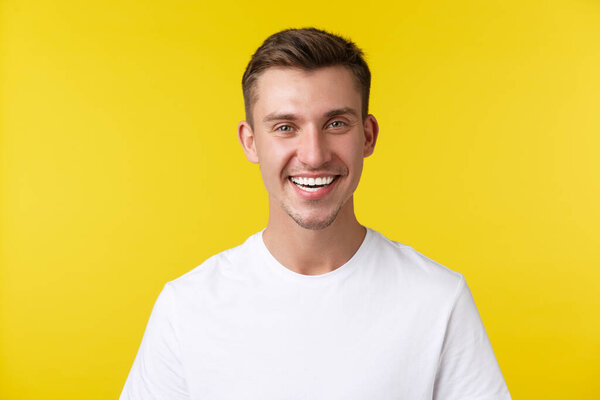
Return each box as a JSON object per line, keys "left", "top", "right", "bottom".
{"left": 237, "top": 64, "right": 377, "bottom": 276}
{"left": 121, "top": 28, "right": 511, "bottom": 400}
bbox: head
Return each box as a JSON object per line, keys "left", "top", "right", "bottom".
{"left": 238, "top": 28, "right": 378, "bottom": 231}
{"left": 242, "top": 28, "right": 371, "bottom": 127}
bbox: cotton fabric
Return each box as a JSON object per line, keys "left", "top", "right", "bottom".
{"left": 121, "top": 228, "right": 511, "bottom": 400}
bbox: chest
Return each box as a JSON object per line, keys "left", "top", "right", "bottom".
{"left": 177, "top": 286, "right": 447, "bottom": 399}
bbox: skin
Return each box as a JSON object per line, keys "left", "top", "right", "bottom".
{"left": 238, "top": 66, "right": 379, "bottom": 275}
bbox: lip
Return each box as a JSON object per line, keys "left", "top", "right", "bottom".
{"left": 288, "top": 175, "right": 340, "bottom": 200}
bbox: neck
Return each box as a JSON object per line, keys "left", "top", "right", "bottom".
{"left": 262, "top": 198, "right": 366, "bottom": 276}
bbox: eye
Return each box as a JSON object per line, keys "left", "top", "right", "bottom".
{"left": 276, "top": 125, "right": 294, "bottom": 133}
{"left": 328, "top": 120, "right": 346, "bottom": 129}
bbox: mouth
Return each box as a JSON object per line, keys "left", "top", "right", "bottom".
{"left": 289, "top": 175, "right": 339, "bottom": 193}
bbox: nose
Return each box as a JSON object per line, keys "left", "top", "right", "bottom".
{"left": 296, "top": 125, "right": 332, "bottom": 168}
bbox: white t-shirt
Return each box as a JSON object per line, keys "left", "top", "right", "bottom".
{"left": 121, "top": 228, "right": 511, "bottom": 400}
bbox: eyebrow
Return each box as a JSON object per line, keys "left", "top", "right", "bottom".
{"left": 324, "top": 107, "right": 359, "bottom": 119}
{"left": 262, "top": 107, "right": 359, "bottom": 123}
{"left": 263, "top": 113, "right": 298, "bottom": 123}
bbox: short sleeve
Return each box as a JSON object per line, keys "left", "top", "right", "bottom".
{"left": 433, "top": 278, "right": 512, "bottom": 400}
{"left": 120, "top": 284, "right": 190, "bottom": 400}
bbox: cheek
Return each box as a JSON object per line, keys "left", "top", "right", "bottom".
{"left": 256, "top": 139, "right": 296, "bottom": 175}
{"left": 332, "top": 135, "right": 365, "bottom": 163}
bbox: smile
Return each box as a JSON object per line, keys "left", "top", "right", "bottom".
{"left": 290, "top": 176, "right": 338, "bottom": 192}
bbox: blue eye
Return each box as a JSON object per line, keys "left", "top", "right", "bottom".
{"left": 329, "top": 121, "right": 345, "bottom": 128}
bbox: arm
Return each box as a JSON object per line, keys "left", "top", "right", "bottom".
{"left": 433, "top": 278, "right": 511, "bottom": 400}
{"left": 120, "top": 284, "right": 190, "bottom": 400}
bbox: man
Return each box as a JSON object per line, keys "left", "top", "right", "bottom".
{"left": 121, "top": 28, "right": 511, "bottom": 399}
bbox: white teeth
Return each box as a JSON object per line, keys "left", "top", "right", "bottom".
{"left": 290, "top": 175, "right": 337, "bottom": 190}
{"left": 300, "top": 186, "right": 320, "bottom": 192}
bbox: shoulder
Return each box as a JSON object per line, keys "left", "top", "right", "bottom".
{"left": 165, "top": 231, "right": 262, "bottom": 294}
{"left": 366, "top": 228, "right": 465, "bottom": 296}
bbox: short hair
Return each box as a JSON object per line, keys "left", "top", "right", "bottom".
{"left": 242, "top": 28, "right": 371, "bottom": 125}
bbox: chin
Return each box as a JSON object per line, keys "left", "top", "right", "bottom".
{"left": 285, "top": 207, "right": 342, "bottom": 231}
{"left": 292, "top": 217, "right": 335, "bottom": 230}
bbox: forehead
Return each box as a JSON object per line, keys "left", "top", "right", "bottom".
{"left": 252, "top": 66, "right": 362, "bottom": 120}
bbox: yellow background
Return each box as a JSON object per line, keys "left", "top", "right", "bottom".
{"left": 1, "top": 0, "right": 599, "bottom": 398}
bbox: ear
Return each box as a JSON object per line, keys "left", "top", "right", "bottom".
{"left": 237, "top": 120, "right": 259, "bottom": 164}
{"left": 362, "top": 114, "right": 379, "bottom": 157}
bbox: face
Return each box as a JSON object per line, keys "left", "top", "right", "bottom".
{"left": 238, "top": 66, "right": 378, "bottom": 230}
